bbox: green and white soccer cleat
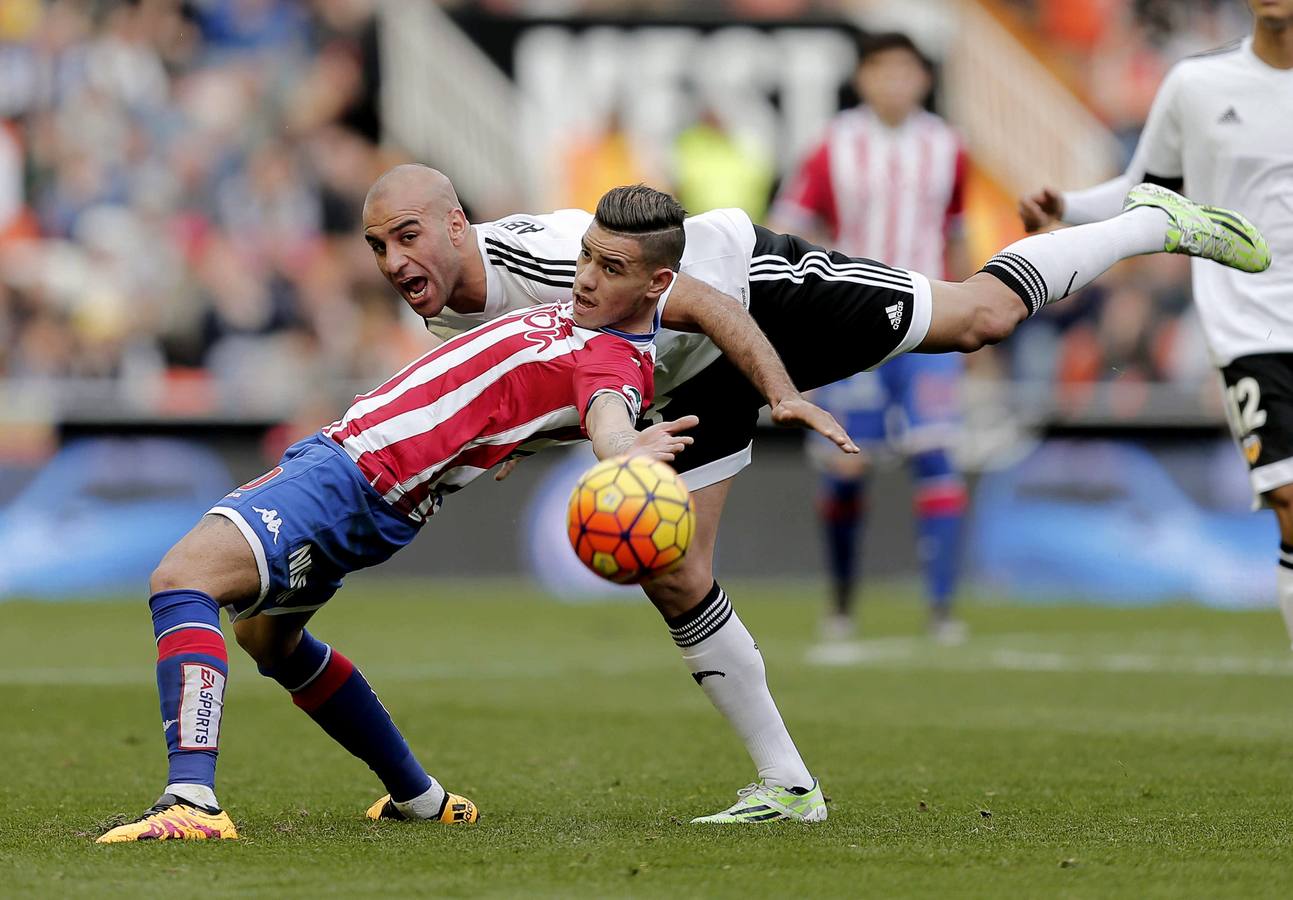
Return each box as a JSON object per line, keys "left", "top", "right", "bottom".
{"left": 690, "top": 779, "right": 827, "bottom": 824}
{"left": 1124, "top": 182, "right": 1271, "bottom": 273}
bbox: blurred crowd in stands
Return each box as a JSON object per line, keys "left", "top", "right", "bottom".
{"left": 0, "top": 0, "right": 421, "bottom": 414}
{"left": 0, "top": 0, "right": 1258, "bottom": 424}
{"left": 1003, "top": 0, "right": 1250, "bottom": 152}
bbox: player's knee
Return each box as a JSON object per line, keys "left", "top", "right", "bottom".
{"left": 642, "top": 557, "right": 714, "bottom": 620}
{"left": 965, "top": 297, "right": 1019, "bottom": 350}
{"left": 1265, "top": 485, "right": 1293, "bottom": 539}
{"left": 233, "top": 617, "right": 298, "bottom": 669}
{"left": 149, "top": 554, "right": 196, "bottom": 596}
{"left": 1266, "top": 484, "right": 1293, "bottom": 509}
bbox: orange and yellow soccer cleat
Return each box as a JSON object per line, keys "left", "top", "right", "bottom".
{"left": 366, "top": 791, "right": 478, "bottom": 824}
{"left": 96, "top": 794, "right": 238, "bottom": 843}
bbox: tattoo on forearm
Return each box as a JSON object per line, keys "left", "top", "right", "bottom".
{"left": 590, "top": 394, "right": 636, "bottom": 457}
{"left": 606, "top": 431, "right": 636, "bottom": 455}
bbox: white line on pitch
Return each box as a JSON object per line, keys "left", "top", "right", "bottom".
{"left": 803, "top": 638, "right": 1293, "bottom": 677}
{"left": 4, "top": 641, "right": 1292, "bottom": 685}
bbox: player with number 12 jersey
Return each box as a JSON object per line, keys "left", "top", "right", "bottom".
{"left": 1020, "top": 1, "right": 1293, "bottom": 644}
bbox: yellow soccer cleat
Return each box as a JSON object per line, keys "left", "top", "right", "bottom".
{"left": 366, "top": 791, "right": 478, "bottom": 824}
{"left": 96, "top": 794, "right": 238, "bottom": 843}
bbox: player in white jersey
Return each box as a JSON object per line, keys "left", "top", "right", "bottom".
{"left": 362, "top": 163, "right": 1267, "bottom": 823}
{"left": 771, "top": 32, "right": 972, "bottom": 645}
{"left": 97, "top": 186, "right": 852, "bottom": 842}
{"left": 1019, "top": 0, "right": 1293, "bottom": 647}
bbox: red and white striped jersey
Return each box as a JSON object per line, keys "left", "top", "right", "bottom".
{"left": 771, "top": 107, "right": 967, "bottom": 278}
{"left": 325, "top": 302, "right": 655, "bottom": 522}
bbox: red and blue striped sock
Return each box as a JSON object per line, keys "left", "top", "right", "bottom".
{"left": 818, "top": 476, "right": 865, "bottom": 616}
{"left": 151, "top": 589, "right": 228, "bottom": 807}
{"left": 262, "top": 631, "right": 435, "bottom": 805}
{"left": 912, "top": 450, "right": 967, "bottom": 616}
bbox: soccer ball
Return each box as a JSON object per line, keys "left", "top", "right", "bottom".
{"left": 566, "top": 455, "right": 694, "bottom": 584}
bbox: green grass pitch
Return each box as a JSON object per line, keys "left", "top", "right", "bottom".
{"left": 3, "top": 580, "right": 1292, "bottom": 898}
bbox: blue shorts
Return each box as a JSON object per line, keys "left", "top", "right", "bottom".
{"left": 810, "top": 352, "right": 963, "bottom": 458}
{"left": 207, "top": 434, "right": 421, "bottom": 621}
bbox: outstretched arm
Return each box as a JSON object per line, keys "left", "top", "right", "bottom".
{"left": 584, "top": 393, "right": 698, "bottom": 462}
{"left": 660, "top": 274, "right": 858, "bottom": 454}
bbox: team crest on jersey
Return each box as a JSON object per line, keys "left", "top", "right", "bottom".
{"left": 522, "top": 308, "right": 565, "bottom": 351}
{"left": 621, "top": 385, "right": 643, "bottom": 418}
{"left": 1243, "top": 434, "right": 1262, "bottom": 465}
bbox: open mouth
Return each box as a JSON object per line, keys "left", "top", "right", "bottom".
{"left": 400, "top": 276, "right": 428, "bottom": 301}
{"left": 573, "top": 293, "right": 596, "bottom": 312}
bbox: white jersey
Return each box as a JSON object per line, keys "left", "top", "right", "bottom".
{"left": 1131, "top": 38, "right": 1293, "bottom": 366}
{"left": 427, "top": 207, "right": 757, "bottom": 400}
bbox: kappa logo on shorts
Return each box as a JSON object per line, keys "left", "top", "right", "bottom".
{"left": 288, "top": 544, "right": 313, "bottom": 589}
{"left": 885, "top": 302, "right": 904, "bottom": 330}
{"left": 252, "top": 506, "right": 283, "bottom": 544}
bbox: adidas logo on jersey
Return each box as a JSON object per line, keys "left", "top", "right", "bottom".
{"left": 885, "top": 302, "right": 904, "bottom": 330}
{"left": 288, "top": 544, "right": 313, "bottom": 589}
{"left": 1217, "top": 106, "right": 1241, "bottom": 125}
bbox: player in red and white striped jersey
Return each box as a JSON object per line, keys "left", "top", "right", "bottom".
{"left": 770, "top": 32, "right": 972, "bottom": 645}
{"left": 771, "top": 41, "right": 967, "bottom": 276}
{"left": 322, "top": 301, "right": 657, "bottom": 522}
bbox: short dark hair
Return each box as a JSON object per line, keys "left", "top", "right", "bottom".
{"left": 857, "top": 32, "right": 932, "bottom": 73}
{"left": 594, "top": 185, "right": 687, "bottom": 271}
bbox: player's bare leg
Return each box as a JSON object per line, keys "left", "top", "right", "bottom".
{"left": 642, "top": 477, "right": 826, "bottom": 823}
{"left": 1263, "top": 483, "right": 1293, "bottom": 650}
{"left": 640, "top": 479, "right": 731, "bottom": 619}
{"left": 918, "top": 273, "right": 1025, "bottom": 353}
{"left": 917, "top": 187, "right": 1270, "bottom": 354}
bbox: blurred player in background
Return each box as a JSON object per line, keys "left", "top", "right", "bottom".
{"left": 96, "top": 185, "right": 851, "bottom": 842}
{"left": 771, "top": 32, "right": 971, "bottom": 645}
{"left": 373, "top": 162, "right": 1268, "bottom": 823}
{"left": 1019, "top": 0, "right": 1293, "bottom": 648}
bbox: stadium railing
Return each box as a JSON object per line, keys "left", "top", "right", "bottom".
{"left": 942, "top": 0, "right": 1122, "bottom": 197}
{"left": 377, "top": 0, "right": 530, "bottom": 211}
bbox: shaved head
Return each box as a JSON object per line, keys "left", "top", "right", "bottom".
{"left": 363, "top": 164, "right": 462, "bottom": 221}
{"left": 363, "top": 164, "right": 474, "bottom": 318}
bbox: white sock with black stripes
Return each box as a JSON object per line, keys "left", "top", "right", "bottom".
{"left": 980, "top": 206, "right": 1169, "bottom": 316}
{"left": 666, "top": 582, "right": 813, "bottom": 789}
{"left": 1277, "top": 545, "right": 1293, "bottom": 651}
